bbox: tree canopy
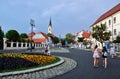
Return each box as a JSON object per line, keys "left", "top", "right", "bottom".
{"left": 19, "top": 33, "right": 28, "bottom": 42}
{"left": 0, "top": 27, "right": 4, "bottom": 40}
{"left": 113, "top": 35, "right": 120, "bottom": 43}
{"left": 65, "top": 33, "right": 74, "bottom": 44}
{"left": 78, "top": 37, "right": 84, "bottom": 42}
{"left": 0, "top": 27, "right": 4, "bottom": 49}
{"left": 92, "top": 24, "right": 111, "bottom": 45}
{"left": 20, "top": 33, "right": 28, "bottom": 38}
{"left": 6, "top": 30, "right": 19, "bottom": 42}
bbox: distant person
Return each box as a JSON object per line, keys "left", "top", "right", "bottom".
{"left": 93, "top": 45, "right": 100, "bottom": 68}
{"left": 47, "top": 44, "right": 51, "bottom": 56}
{"left": 110, "top": 46, "right": 116, "bottom": 58}
{"left": 102, "top": 46, "right": 108, "bottom": 68}
{"left": 45, "top": 44, "right": 51, "bottom": 56}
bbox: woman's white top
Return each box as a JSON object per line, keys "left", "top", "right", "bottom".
{"left": 110, "top": 47, "right": 115, "bottom": 55}
{"left": 93, "top": 48, "right": 100, "bottom": 58}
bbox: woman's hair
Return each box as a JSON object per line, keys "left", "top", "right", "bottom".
{"left": 102, "top": 46, "right": 107, "bottom": 52}
{"left": 94, "top": 45, "right": 98, "bottom": 50}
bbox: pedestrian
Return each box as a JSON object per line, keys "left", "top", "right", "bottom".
{"left": 47, "top": 44, "right": 51, "bottom": 56}
{"left": 102, "top": 46, "right": 108, "bottom": 68}
{"left": 93, "top": 45, "right": 100, "bottom": 68}
{"left": 45, "top": 44, "right": 51, "bottom": 56}
{"left": 110, "top": 46, "right": 116, "bottom": 58}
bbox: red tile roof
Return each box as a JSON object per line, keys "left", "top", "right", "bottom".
{"left": 91, "top": 3, "right": 120, "bottom": 26}
{"left": 27, "top": 32, "right": 35, "bottom": 40}
{"left": 27, "top": 32, "right": 48, "bottom": 43}
{"left": 33, "top": 38, "right": 46, "bottom": 43}
{"left": 82, "top": 31, "right": 90, "bottom": 38}
{"left": 28, "top": 32, "right": 35, "bottom": 37}
{"left": 36, "top": 32, "right": 48, "bottom": 39}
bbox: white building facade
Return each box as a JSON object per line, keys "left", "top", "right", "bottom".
{"left": 91, "top": 3, "right": 120, "bottom": 41}
{"left": 90, "top": 3, "right": 120, "bottom": 49}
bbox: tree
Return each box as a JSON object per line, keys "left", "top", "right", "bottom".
{"left": 0, "top": 27, "right": 4, "bottom": 49}
{"left": 47, "top": 33, "right": 59, "bottom": 44}
{"left": 20, "top": 33, "right": 28, "bottom": 38}
{"left": 113, "top": 36, "right": 120, "bottom": 43}
{"left": 83, "top": 39, "right": 88, "bottom": 47}
{"left": 61, "top": 38, "right": 66, "bottom": 46}
{"left": 19, "top": 33, "right": 28, "bottom": 42}
{"left": 78, "top": 37, "right": 84, "bottom": 42}
{"left": 92, "top": 23, "right": 111, "bottom": 46}
{"left": 47, "top": 33, "right": 52, "bottom": 37}
{"left": 6, "top": 30, "right": 19, "bottom": 42}
{"left": 65, "top": 33, "right": 74, "bottom": 44}
{"left": 51, "top": 36, "right": 59, "bottom": 44}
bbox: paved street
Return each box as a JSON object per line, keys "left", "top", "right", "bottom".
{"left": 1, "top": 48, "right": 120, "bottom": 79}
{"left": 51, "top": 48, "right": 120, "bottom": 79}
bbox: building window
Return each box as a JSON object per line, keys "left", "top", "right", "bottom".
{"left": 114, "top": 29, "right": 117, "bottom": 35}
{"left": 109, "top": 31, "right": 112, "bottom": 35}
{"left": 119, "top": 32, "right": 120, "bottom": 35}
{"left": 113, "top": 17, "right": 116, "bottom": 23}
{"left": 109, "top": 20, "right": 111, "bottom": 25}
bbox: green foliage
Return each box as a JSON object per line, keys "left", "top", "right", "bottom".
{"left": 47, "top": 33, "right": 52, "bottom": 37}
{"left": 78, "top": 37, "right": 84, "bottom": 42}
{"left": 61, "top": 39, "right": 66, "bottom": 45}
{"left": 83, "top": 40, "right": 88, "bottom": 45}
{"left": 0, "top": 27, "right": 4, "bottom": 49}
{"left": 6, "top": 30, "right": 19, "bottom": 42}
{"left": 0, "top": 29, "right": 4, "bottom": 40}
{"left": 65, "top": 33, "right": 74, "bottom": 44}
{"left": 92, "top": 23, "right": 111, "bottom": 44}
{"left": 20, "top": 33, "right": 28, "bottom": 38}
{"left": 113, "top": 36, "right": 120, "bottom": 43}
{"left": 18, "top": 33, "right": 28, "bottom": 42}
{"left": 47, "top": 33, "right": 59, "bottom": 44}
{"left": 51, "top": 36, "right": 59, "bottom": 44}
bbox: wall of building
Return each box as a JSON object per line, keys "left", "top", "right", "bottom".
{"left": 3, "top": 38, "right": 46, "bottom": 50}
{"left": 91, "top": 11, "right": 120, "bottom": 41}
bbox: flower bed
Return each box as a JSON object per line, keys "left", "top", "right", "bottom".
{"left": 0, "top": 53, "right": 58, "bottom": 72}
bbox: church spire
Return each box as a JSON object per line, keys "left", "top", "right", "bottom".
{"left": 48, "top": 17, "right": 52, "bottom": 34}
{"left": 49, "top": 17, "right": 52, "bottom": 27}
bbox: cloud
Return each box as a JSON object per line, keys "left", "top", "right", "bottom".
{"left": 41, "top": 3, "right": 65, "bottom": 17}
{"left": 41, "top": 2, "right": 78, "bottom": 17}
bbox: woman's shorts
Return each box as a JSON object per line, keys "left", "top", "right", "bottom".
{"left": 93, "top": 54, "right": 100, "bottom": 58}
{"left": 102, "top": 55, "right": 107, "bottom": 58}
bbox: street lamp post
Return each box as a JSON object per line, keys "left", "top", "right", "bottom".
{"left": 30, "top": 19, "right": 35, "bottom": 52}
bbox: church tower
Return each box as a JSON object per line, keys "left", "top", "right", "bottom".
{"left": 48, "top": 18, "right": 52, "bottom": 34}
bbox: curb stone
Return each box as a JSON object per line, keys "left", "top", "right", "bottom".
{"left": 0, "top": 57, "right": 77, "bottom": 79}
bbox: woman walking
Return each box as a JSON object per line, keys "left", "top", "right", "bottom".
{"left": 102, "top": 46, "right": 108, "bottom": 68}
{"left": 110, "top": 46, "right": 116, "bottom": 58}
{"left": 45, "top": 44, "right": 51, "bottom": 56}
{"left": 93, "top": 45, "right": 100, "bottom": 68}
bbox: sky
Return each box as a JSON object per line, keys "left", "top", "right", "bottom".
{"left": 0, "top": 0, "right": 119, "bottom": 38}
